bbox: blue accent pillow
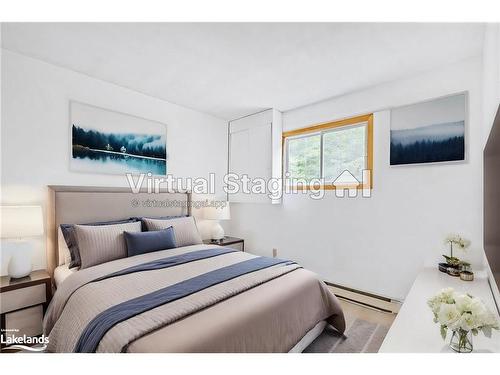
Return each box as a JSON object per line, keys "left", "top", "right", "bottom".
{"left": 61, "top": 218, "right": 139, "bottom": 269}
{"left": 124, "top": 226, "right": 177, "bottom": 257}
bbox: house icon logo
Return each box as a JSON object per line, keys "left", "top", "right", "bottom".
{"left": 331, "top": 170, "right": 371, "bottom": 198}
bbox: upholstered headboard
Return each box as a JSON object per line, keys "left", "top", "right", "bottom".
{"left": 46, "top": 185, "right": 192, "bottom": 276}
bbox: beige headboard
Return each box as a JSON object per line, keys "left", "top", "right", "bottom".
{"left": 46, "top": 185, "right": 192, "bottom": 276}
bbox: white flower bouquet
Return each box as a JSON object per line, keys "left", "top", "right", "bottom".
{"left": 428, "top": 288, "right": 499, "bottom": 352}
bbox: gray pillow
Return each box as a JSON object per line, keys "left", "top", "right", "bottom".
{"left": 60, "top": 218, "right": 139, "bottom": 269}
{"left": 131, "top": 215, "right": 187, "bottom": 231}
{"left": 142, "top": 216, "right": 202, "bottom": 247}
{"left": 75, "top": 221, "right": 142, "bottom": 269}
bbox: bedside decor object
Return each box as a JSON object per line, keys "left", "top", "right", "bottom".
{"left": 444, "top": 234, "right": 470, "bottom": 258}
{"left": 459, "top": 261, "right": 472, "bottom": 272}
{"left": 438, "top": 263, "right": 449, "bottom": 273}
{"left": 427, "top": 288, "right": 499, "bottom": 353}
{"left": 460, "top": 271, "right": 474, "bottom": 282}
{"left": 203, "top": 203, "right": 230, "bottom": 241}
{"left": 439, "top": 234, "right": 470, "bottom": 275}
{"left": 0, "top": 206, "right": 44, "bottom": 279}
{"left": 446, "top": 267, "right": 461, "bottom": 277}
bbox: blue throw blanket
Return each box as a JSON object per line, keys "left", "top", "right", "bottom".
{"left": 74, "top": 256, "right": 294, "bottom": 352}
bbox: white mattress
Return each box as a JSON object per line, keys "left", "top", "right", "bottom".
{"left": 53, "top": 264, "right": 77, "bottom": 288}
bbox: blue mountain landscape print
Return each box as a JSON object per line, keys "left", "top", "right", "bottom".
{"left": 390, "top": 121, "right": 464, "bottom": 165}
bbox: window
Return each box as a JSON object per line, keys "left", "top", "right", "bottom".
{"left": 283, "top": 114, "right": 373, "bottom": 189}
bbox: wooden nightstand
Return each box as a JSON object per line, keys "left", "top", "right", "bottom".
{"left": 0, "top": 270, "right": 52, "bottom": 348}
{"left": 203, "top": 236, "right": 245, "bottom": 252}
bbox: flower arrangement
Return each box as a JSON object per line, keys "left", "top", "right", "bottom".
{"left": 443, "top": 234, "right": 470, "bottom": 263}
{"left": 428, "top": 288, "right": 499, "bottom": 352}
{"left": 444, "top": 234, "right": 471, "bottom": 250}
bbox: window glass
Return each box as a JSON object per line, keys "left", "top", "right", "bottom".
{"left": 287, "top": 134, "right": 321, "bottom": 180}
{"left": 322, "top": 124, "right": 366, "bottom": 182}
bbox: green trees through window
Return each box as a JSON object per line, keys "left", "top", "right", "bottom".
{"left": 287, "top": 134, "right": 321, "bottom": 180}
{"left": 284, "top": 117, "right": 371, "bottom": 187}
{"left": 322, "top": 125, "right": 366, "bottom": 182}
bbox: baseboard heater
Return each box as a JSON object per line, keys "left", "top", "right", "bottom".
{"left": 325, "top": 281, "right": 401, "bottom": 314}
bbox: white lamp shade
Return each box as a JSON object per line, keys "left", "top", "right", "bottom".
{"left": 204, "top": 203, "right": 230, "bottom": 220}
{"left": 1, "top": 206, "right": 44, "bottom": 238}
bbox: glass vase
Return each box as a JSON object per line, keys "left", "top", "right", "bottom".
{"left": 449, "top": 329, "right": 473, "bottom": 353}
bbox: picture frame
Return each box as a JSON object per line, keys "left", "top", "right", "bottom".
{"left": 390, "top": 92, "right": 467, "bottom": 166}
{"left": 69, "top": 101, "right": 167, "bottom": 175}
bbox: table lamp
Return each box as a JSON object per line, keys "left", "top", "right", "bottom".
{"left": 1, "top": 206, "right": 44, "bottom": 279}
{"left": 203, "top": 203, "right": 230, "bottom": 242}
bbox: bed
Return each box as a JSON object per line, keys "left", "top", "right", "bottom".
{"left": 44, "top": 186, "right": 345, "bottom": 353}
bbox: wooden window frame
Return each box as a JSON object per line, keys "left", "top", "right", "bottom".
{"left": 282, "top": 114, "right": 373, "bottom": 190}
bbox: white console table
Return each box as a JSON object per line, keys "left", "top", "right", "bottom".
{"left": 379, "top": 268, "right": 500, "bottom": 353}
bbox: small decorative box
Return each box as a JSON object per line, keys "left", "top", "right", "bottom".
{"left": 460, "top": 271, "right": 474, "bottom": 282}
{"left": 446, "top": 267, "right": 461, "bottom": 277}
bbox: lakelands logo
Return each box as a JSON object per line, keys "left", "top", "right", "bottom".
{"left": 1, "top": 330, "right": 49, "bottom": 352}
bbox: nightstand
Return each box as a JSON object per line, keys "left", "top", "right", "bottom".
{"left": 0, "top": 270, "right": 52, "bottom": 347}
{"left": 203, "top": 236, "right": 244, "bottom": 252}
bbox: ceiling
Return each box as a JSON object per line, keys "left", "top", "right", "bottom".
{"left": 1, "top": 23, "right": 485, "bottom": 120}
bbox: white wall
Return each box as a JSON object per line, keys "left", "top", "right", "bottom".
{"left": 0, "top": 50, "right": 228, "bottom": 275}
{"left": 227, "top": 57, "right": 484, "bottom": 301}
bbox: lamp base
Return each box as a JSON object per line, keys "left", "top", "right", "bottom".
{"left": 8, "top": 240, "right": 33, "bottom": 279}
{"left": 211, "top": 221, "right": 225, "bottom": 241}
{"left": 9, "top": 275, "right": 32, "bottom": 282}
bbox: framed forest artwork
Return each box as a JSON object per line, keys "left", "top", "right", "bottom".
{"left": 390, "top": 93, "right": 466, "bottom": 166}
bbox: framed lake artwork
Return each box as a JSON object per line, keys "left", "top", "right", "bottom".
{"left": 390, "top": 93, "right": 466, "bottom": 166}
{"left": 70, "top": 102, "right": 167, "bottom": 175}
